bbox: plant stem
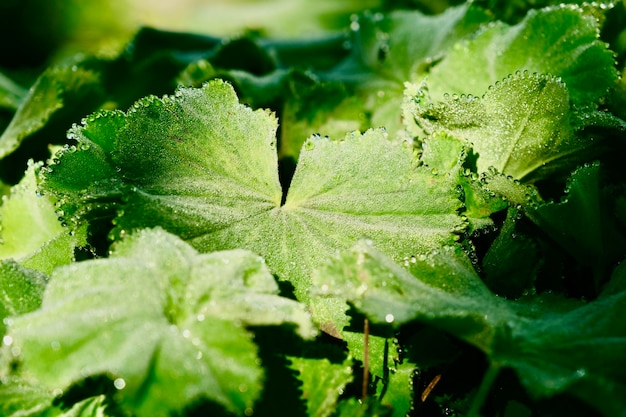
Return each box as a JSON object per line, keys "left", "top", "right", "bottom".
{"left": 362, "top": 318, "right": 370, "bottom": 400}
{"left": 467, "top": 363, "right": 501, "bottom": 417}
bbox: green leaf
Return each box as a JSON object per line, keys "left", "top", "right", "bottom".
{"left": 278, "top": 72, "right": 367, "bottom": 160}
{"left": 378, "top": 361, "right": 416, "bottom": 417}
{"left": 0, "top": 377, "right": 62, "bottom": 417}
{"left": 6, "top": 228, "right": 315, "bottom": 417}
{"left": 0, "top": 63, "right": 104, "bottom": 160}
{"left": 419, "top": 131, "right": 466, "bottom": 175}
{"left": 328, "top": 4, "right": 491, "bottom": 85}
{"left": 0, "top": 261, "right": 47, "bottom": 337}
{"left": 411, "top": 72, "right": 593, "bottom": 181}
{"left": 315, "top": 241, "right": 626, "bottom": 416}
{"left": 482, "top": 206, "right": 540, "bottom": 297}
{"left": 426, "top": 5, "right": 618, "bottom": 105}
{"left": 288, "top": 356, "right": 353, "bottom": 417}
{"left": 59, "top": 395, "right": 111, "bottom": 417}
{"left": 0, "top": 161, "right": 87, "bottom": 274}
{"left": 321, "top": 3, "right": 491, "bottom": 136}
{"left": 334, "top": 397, "right": 393, "bottom": 417}
{"left": 417, "top": 131, "right": 510, "bottom": 232}
{"left": 528, "top": 162, "right": 626, "bottom": 286}
{"left": 0, "top": 376, "right": 112, "bottom": 417}
{"left": 314, "top": 242, "right": 504, "bottom": 353}
{"left": 42, "top": 80, "right": 465, "bottom": 304}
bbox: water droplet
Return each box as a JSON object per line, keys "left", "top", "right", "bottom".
{"left": 239, "top": 384, "right": 248, "bottom": 393}
{"left": 182, "top": 329, "right": 191, "bottom": 338}
{"left": 2, "top": 335, "right": 13, "bottom": 346}
{"left": 113, "top": 378, "right": 126, "bottom": 390}
{"left": 244, "top": 407, "right": 254, "bottom": 416}
{"left": 51, "top": 341, "right": 61, "bottom": 351}
{"left": 385, "top": 314, "right": 395, "bottom": 323}
{"left": 196, "top": 351, "right": 203, "bottom": 360}
{"left": 197, "top": 313, "right": 205, "bottom": 322}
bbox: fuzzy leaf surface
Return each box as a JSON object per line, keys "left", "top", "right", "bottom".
{"left": 426, "top": 5, "right": 618, "bottom": 104}
{"left": 0, "top": 261, "right": 47, "bottom": 337}
{"left": 6, "top": 228, "right": 315, "bottom": 417}
{"left": 314, "top": 242, "right": 626, "bottom": 416}
{"left": 411, "top": 72, "right": 592, "bottom": 181}
{"left": 0, "top": 377, "right": 62, "bottom": 417}
{"left": 0, "top": 162, "right": 86, "bottom": 274}
{"left": 42, "top": 80, "right": 464, "bottom": 303}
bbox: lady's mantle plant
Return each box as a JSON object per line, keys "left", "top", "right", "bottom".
{"left": 1, "top": 1, "right": 626, "bottom": 416}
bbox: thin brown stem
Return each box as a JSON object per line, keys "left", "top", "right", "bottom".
{"left": 421, "top": 374, "right": 442, "bottom": 403}
{"left": 362, "top": 318, "right": 370, "bottom": 400}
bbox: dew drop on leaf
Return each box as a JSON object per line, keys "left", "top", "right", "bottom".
{"left": 114, "top": 378, "right": 126, "bottom": 390}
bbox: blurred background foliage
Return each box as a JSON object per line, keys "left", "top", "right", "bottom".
{"left": 0, "top": 0, "right": 467, "bottom": 71}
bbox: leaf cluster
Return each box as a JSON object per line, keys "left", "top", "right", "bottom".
{"left": 1, "top": 1, "right": 626, "bottom": 416}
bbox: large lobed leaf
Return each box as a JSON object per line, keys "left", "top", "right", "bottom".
{"left": 426, "top": 5, "right": 618, "bottom": 104}
{"left": 410, "top": 72, "right": 599, "bottom": 181}
{"left": 41, "top": 80, "right": 465, "bottom": 303}
{"left": 5, "top": 228, "right": 315, "bottom": 417}
{"left": 313, "top": 242, "right": 626, "bottom": 416}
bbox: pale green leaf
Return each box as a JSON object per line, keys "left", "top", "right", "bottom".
{"left": 0, "top": 377, "right": 61, "bottom": 417}
{"left": 0, "top": 161, "right": 87, "bottom": 274}
{"left": 426, "top": 5, "right": 618, "bottom": 104}
{"left": 411, "top": 72, "right": 591, "bottom": 181}
{"left": 42, "top": 81, "right": 465, "bottom": 306}
{"left": 7, "top": 228, "right": 315, "bottom": 417}
{"left": 0, "top": 377, "right": 111, "bottom": 417}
